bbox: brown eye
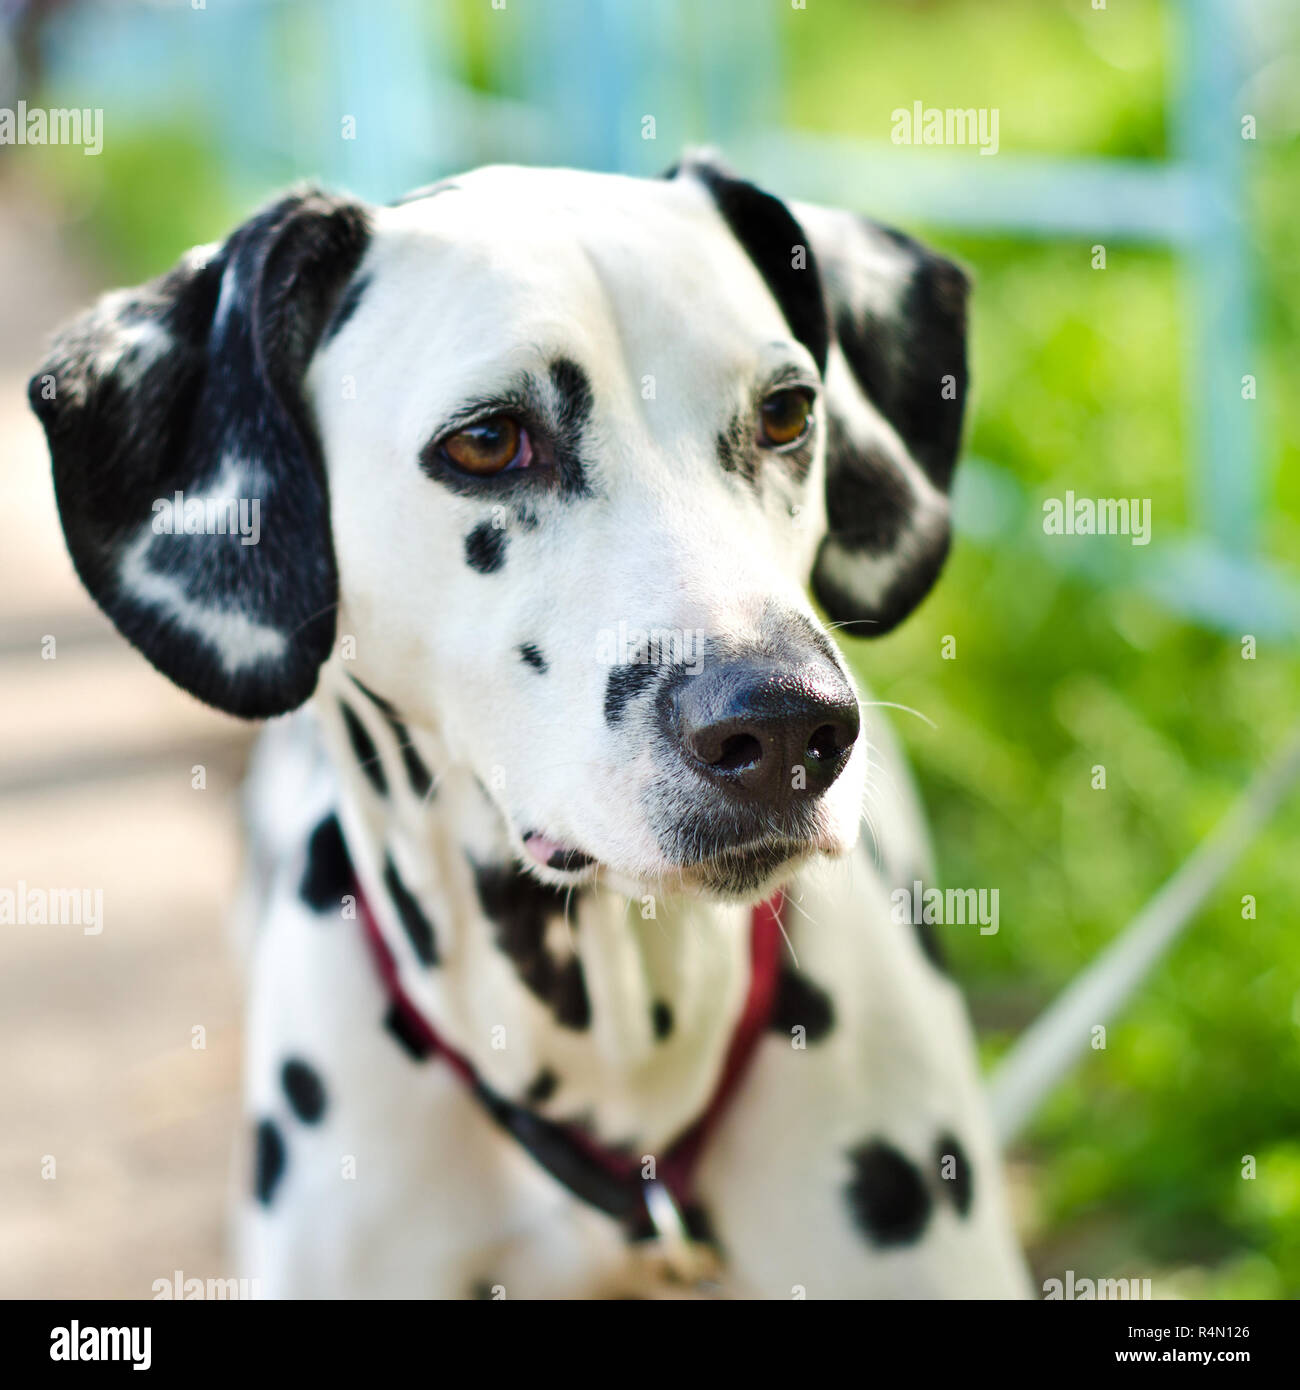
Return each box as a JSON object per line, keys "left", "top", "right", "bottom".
{"left": 759, "top": 389, "right": 814, "bottom": 448}
{"left": 441, "top": 415, "right": 529, "bottom": 475}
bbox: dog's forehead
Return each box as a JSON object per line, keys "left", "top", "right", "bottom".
{"left": 362, "top": 165, "right": 797, "bottom": 363}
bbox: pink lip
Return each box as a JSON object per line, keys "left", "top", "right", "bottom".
{"left": 523, "top": 832, "right": 568, "bottom": 867}
{"left": 522, "top": 832, "right": 597, "bottom": 874}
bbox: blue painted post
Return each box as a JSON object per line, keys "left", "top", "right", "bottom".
{"left": 1175, "top": 0, "right": 1260, "bottom": 556}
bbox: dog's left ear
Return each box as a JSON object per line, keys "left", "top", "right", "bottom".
{"left": 675, "top": 158, "right": 969, "bottom": 635}
{"left": 29, "top": 188, "right": 370, "bottom": 718}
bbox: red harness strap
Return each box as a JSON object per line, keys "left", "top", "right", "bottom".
{"left": 359, "top": 880, "right": 783, "bottom": 1226}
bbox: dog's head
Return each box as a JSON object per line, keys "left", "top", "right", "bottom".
{"left": 31, "top": 158, "right": 968, "bottom": 900}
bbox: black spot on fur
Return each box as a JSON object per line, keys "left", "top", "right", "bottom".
{"left": 652, "top": 1000, "right": 673, "bottom": 1041}
{"left": 281, "top": 1058, "right": 327, "bottom": 1124}
{"left": 603, "top": 661, "right": 660, "bottom": 724}
{"left": 465, "top": 521, "right": 507, "bottom": 574}
{"left": 347, "top": 676, "right": 435, "bottom": 800}
{"left": 935, "top": 1132, "right": 974, "bottom": 1217}
{"left": 340, "top": 701, "right": 387, "bottom": 796}
{"left": 549, "top": 357, "right": 594, "bottom": 496}
{"left": 768, "top": 966, "right": 835, "bottom": 1043}
{"left": 348, "top": 672, "right": 397, "bottom": 715}
{"left": 846, "top": 1139, "right": 932, "bottom": 1247}
{"left": 384, "top": 1000, "right": 432, "bottom": 1062}
{"left": 552, "top": 958, "right": 591, "bottom": 1029}
{"left": 300, "top": 813, "right": 351, "bottom": 914}
{"left": 392, "top": 724, "right": 435, "bottom": 800}
{"left": 524, "top": 1068, "right": 558, "bottom": 1105}
{"left": 716, "top": 413, "right": 756, "bottom": 484}
{"left": 322, "top": 271, "right": 370, "bottom": 344}
{"left": 254, "top": 1118, "right": 286, "bottom": 1206}
{"left": 518, "top": 642, "right": 548, "bottom": 673}
{"left": 383, "top": 855, "right": 439, "bottom": 965}
{"left": 474, "top": 863, "right": 590, "bottom": 1030}
{"left": 821, "top": 418, "right": 916, "bottom": 558}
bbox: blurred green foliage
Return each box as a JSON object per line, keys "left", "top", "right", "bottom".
{"left": 31, "top": 0, "right": 1299, "bottom": 1299}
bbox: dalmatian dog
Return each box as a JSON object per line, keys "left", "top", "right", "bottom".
{"left": 31, "top": 156, "right": 1030, "bottom": 1299}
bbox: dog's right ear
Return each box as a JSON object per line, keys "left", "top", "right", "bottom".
{"left": 29, "top": 188, "right": 371, "bottom": 718}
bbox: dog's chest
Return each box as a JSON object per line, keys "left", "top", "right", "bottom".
{"left": 237, "top": 709, "right": 1028, "bottom": 1298}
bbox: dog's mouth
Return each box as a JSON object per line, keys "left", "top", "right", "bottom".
{"left": 522, "top": 828, "right": 823, "bottom": 901}
{"left": 672, "top": 836, "right": 821, "bottom": 899}
{"left": 522, "top": 831, "right": 599, "bottom": 876}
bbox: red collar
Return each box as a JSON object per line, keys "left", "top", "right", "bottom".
{"left": 358, "top": 877, "right": 783, "bottom": 1237}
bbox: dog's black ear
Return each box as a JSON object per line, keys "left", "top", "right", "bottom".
{"left": 675, "top": 157, "right": 969, "bottom": 635}
{"left": 29, "top": 188, "right": 371, "bottom": 717}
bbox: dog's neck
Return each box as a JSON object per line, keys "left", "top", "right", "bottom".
{"left": 315, "top": 673, "right": 757, "bottom": 1151}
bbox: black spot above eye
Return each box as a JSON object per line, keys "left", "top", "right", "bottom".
{"left": 547, "top": 357, "right": 594, "bottom": 497}
{"left": 340, "top": 701, "right": 387, "bottom": 796}
{"left": 768, "top": 966, "right": 835, "bottom": 1043}
{"left": 465, "top": 521, "right": 507, "bottom": 574}
{"left": 652, "top": 1000, "right": 673, "bottom": 1041}
{"left": 300, "top": 813, "right": 351, "bottom": 914}
{"left": 382, "top": 855, "right": 439, "bottom": 966}
{"left": 934, "top": 1132, "right": 974, "bottom": 1217}
{"left": 846, "top": 1138, "right": 932, "bottom": 1247}
{"left": 281, "top": 1058, "right": 328, "bottom": 1124}
{"left": 254, "top": 1118, "right": 286, "bottom": 1206}
{"left": 518, "top": 642, "right": 548, "bottom": 673}
{"left": 603, "top": 662, "right": 660, "bottom": 724}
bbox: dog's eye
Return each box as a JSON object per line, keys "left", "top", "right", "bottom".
{"left": 758, "top": 389, "right": 814, "bottom": 448}
{"left": 442, "top": 416, "right": 530, "bottom": 475}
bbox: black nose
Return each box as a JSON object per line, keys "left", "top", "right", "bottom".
{"left": 670, "top": 658, "right": 860, "bottom": 806}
